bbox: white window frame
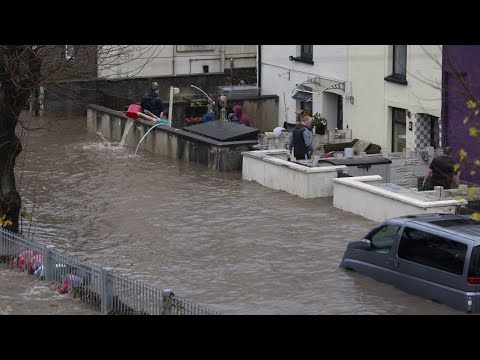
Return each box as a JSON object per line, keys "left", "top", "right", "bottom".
{"left": 65, "top": 45, "right": 75, "bottom": 60}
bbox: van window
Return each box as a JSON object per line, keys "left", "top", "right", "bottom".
{"left": 468, "top": 246, "right": 480, "bottom": 277}
{"left": 368, "top": 225, "right": 400, "bottom": 250}
{"left": 398, "top": 227, "right": 467, "bottom": 275}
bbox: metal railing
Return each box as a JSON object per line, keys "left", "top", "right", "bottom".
{"left": 0, "top": 228, "right": 221, "bottom": 315}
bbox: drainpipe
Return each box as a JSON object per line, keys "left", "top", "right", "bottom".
{"left": 220, "top": 45, "right": 225, "bottom": 73}
{"left": 172, "top": 45, "right": 175, "bottom": 75}
{"left": 257, "top": 45, "right": 262, "bottom": 95}
{"left": 168, "top": 86, "right": 174, "bottom": 127}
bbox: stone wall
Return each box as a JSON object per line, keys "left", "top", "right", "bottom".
{"left": 87, "top": 104, "right": 257, "bottom": 172}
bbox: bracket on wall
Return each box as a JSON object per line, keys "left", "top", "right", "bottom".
{"left": 420, "top": 149, "right": 429, "bottom": 162}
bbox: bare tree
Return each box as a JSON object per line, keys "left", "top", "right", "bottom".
{"left": 0, "top": 45, "right": 163, "bottom": 233}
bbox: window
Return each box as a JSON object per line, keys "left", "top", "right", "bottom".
{"left": 392, "top": 107, "right": 406, "bottom": 152}
{"left": 398, "top": 227, "right": 467, "bottom": 275}
{"left": 176, "top": 45, "right": 215, "bottom": 52}
{"left": 301, "top": 45, "right": 313, "bottom": 62}
{"left": 368, "top": 225, "right": 400, "bottom": 250}
{"left": 468, "top": 246, "right": 480, "bottom": 277}
{"left": 290, "top": 45, "right": 314, "bottom": 64}
{"left": 430, "top": 115, "right": 440, "bottom": 148}
{"left": 203, "top": 65, "right": 209, "bottom": 73}
{"left": 385, "top": 45, "right": 407, "bottom": 85}
{"left": 65, "top": 45, "right": 75, "bottom": 60}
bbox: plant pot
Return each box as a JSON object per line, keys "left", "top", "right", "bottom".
{"left": 315, "top": 125, "right": 326, "bottom": 135}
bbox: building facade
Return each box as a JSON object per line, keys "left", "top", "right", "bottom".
{"left": 259, "top": 45, "right": 347, "bottom": 132}
{"left": 97, "top": 45, "right": 256, "bottom": 79}
{"left": 346, "top": 45, "right": 442, "bottom": 152}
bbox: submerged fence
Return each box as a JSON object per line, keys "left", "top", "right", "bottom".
{"left": 0, "top": 228, "right": 220, "bottom": 315}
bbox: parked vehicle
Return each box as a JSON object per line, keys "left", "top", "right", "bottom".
{"left": 340, "top": 213, "right": 480, "bottom": 313}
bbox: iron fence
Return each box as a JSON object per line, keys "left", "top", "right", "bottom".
{"left": 0, "top": 228, "right": 221, "bottom": 315}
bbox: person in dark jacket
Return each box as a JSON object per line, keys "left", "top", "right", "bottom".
{"left": 289, "top": 116, "right": 314, "bottom": 160}
{"left": 422, "top": 146, "right": 459, "bottom": 189}
{"left": 140, "top": 82, "right": 165, "bottom": 117}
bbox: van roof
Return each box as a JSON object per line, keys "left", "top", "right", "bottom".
{"left": 393, "top": 213, "right": 480, "bottom": 242}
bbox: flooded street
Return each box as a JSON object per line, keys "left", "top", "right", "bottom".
{"left": 0, "top": 264, "right": 97, "bottom": 315}
{"left": 7, "top": 114, "right": 460, "bottom": 314}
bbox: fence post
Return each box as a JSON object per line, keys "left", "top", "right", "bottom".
{"left": 44, "top": 245, "right": 55, "bottom": 282}
{"left": 101, "top": 267, "right": 113, "bottom": 314}
{"left": 0, "top": 228, "right": 5, "bottom": 259}
{"left": 161, "top": 289, "right": 173, "bottom": 315}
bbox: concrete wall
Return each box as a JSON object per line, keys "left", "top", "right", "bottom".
{"left": 233, "top": 96, "right": 278, "bottom": 132}
{"left": 260, "top": 131, "right": 442, "bottom": 189}
{"left": 242, "top": 149, "right": 347, "bottom": 198}
{"left": 97, "top": 45, "right": 256, "bottom": 78}
{"left": 346, "top": 45, "right": 442, "bottom": 152}
{"left": 87, "top": 105, "right": 257, "bottom": 172}
{"left": 260, "top": 45, "right": 347, "bottom": 129}
{"left": 381, "top": 147, "right": 444, "bottom": 188}
{"left": 259, "top": 128, "right": 353, "bottom": 152}
{"left": 333, "top": 176, "right": 466, "bottom": 222}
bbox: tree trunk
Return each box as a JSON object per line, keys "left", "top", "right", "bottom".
{"left": 0, "top": 115, "right": 22, "bottom": 234}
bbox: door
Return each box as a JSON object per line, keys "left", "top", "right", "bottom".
{"left": 347, "top": 223, "right": 401, "bottom": 285}
{"left": 394, "top": 225, "right": 469, "bottom": 311}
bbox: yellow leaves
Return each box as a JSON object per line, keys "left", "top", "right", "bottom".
{"left": 464, "top": 116, "right": 469, "bottom": 124}
{"left": 472, "top": 213, "right": 480, "bottom": 221}
{"left": 468, "top": 186, "right": 477, "bottom": 199}
{"left": 471, "top": 170, "right": 477, "bottom": 176}
{"left": 475, "top": 160, "right": 480, "bottom": 166}
{"left": 0, "top": 214, "right": 13, "bottom": 228}
{"left": 476, "top": 110, "right": 479, "bottom": 116}
{"left": 459, "top": 149, "right": 468, "bottom": 162}
{"left": 469, "top": 127, "right": 479, "bottom": 137}
{"left": 467, "top": 100, "right": 477, "bottom": 109}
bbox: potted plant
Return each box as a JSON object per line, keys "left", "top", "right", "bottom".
{"left": 312, "top": 112, "right": 327, "bottom": 135}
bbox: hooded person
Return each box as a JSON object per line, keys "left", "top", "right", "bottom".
{"left": 140, "top": 82, "right": 165, "bottom": 117}
{"left": 232, "top": 105, "right": 252, "bottom": 127}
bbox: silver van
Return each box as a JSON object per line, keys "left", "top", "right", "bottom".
{"left": 340, "top": 213, "right": 480, "bottom": 313}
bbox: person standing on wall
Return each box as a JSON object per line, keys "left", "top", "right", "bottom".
{"left": 140, "top": 82, "right": 165, "bottom": 117}
{"left": 289, "top": 116, "right": 314, "bottom": 160}
{"left": 421, "top": 145, "right": 460, "bottom": 190}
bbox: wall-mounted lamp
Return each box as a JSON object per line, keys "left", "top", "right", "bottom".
{"left": 407, "top": 110, "right": 411, "bottom": 118}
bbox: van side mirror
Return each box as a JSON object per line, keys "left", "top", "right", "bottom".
{"left": 356, "top": 239, "right": 372, "bottom": 250}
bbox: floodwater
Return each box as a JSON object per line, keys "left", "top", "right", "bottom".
{"left": 7, "top": 113, "right": 461, "bottom": 315}
{"left": 0, "top": 264, "right": 97, "bottom": 315}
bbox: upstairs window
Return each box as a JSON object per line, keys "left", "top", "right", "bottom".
{"left": 65, "top": 45, "right": 75, "bottom": 60}
{"left": 290, "top": 45, "right": 314, "bottom": 64}
{"left": 300, "top": 45, "right": 313, "bottom": 62}
{"left": 385, "top": 45, "right": 407, "bottom": 85}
